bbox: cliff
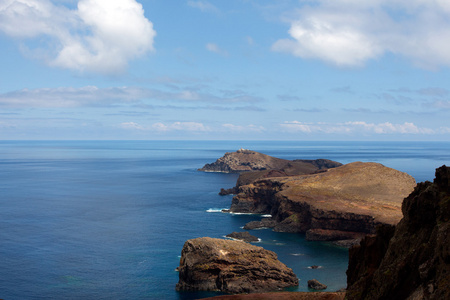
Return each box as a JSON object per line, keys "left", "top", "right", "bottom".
{"left": 198, "top": 149, "right": 342, "bottom": 175}
{"left": 176, "top": 237, "right": 298, "bottom": 294}
{"left": 230, "top": 162, "right": 416, "bottom": 243}
{"left": 346, "top": 165, "right": 450, "bottom": 299}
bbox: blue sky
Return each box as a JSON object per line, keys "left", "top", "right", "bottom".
{"left": 0, "top": 0, "right": 449, "bottom": 140}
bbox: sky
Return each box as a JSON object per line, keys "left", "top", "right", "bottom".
{"left": 0, "top": 0, "right": 450, "bottom": 141}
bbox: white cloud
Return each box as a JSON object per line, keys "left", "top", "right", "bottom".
{"left": 187, "top": 1, "right": 218, "bottom": 13}
{"left": 0, "top": 86, "right": 148, "bottom": 108}
{"left": 120, "top": 121, "right": 144, "bottom": 130}
{"left": 431, "top": 100, "right": 450, "bottom": 110}
{"left": 281, "top": 121, "right": 435, "bottom": 134}
{"left": 120, "top": 121, "right": 210, "bottom": 133}
{"left": 222, "top": 124, "right": 265, "bottom": 132}
{"left": 152, "top": 122, "right": 210, "bottom": 132}
{"left": 272, "top": 0, "right": 450, "bottom": 68}
{"left": 206, "top": 43, "right": 228, "bottom": 56}
{"left": 0, "top": 86, "right": 262, "bottom": 108}
{"left": 0, "top": 0, "right": 156, "bottom": 74}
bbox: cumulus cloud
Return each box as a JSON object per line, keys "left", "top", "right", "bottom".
{"left": 0, "top": 0, "right": 156, "bottom": 73}
{"left": 272, "top": 0, "right": 450, "bottom": 68}
{"left": 280, "top": 121, "right": 435, "bottom": 134}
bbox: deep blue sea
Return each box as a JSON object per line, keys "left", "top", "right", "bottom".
{"left": 0, "top": 140, "right": 449, "bottom": 299}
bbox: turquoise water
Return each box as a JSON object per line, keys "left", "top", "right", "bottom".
{"left": 0, "top": 140, "right": 448, "bottom": 299}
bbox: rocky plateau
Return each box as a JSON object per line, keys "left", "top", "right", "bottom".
{"left": 230, "top": 161, "right": 416, "bottom": 244}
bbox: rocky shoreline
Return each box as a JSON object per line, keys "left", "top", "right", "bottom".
{"left": 177, "top": 150, "right": 449, "bottom": 298}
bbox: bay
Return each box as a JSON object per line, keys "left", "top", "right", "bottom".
{"left": 0, "top": 140, "right": 448, "bottom": 299}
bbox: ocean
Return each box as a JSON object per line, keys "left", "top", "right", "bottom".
{"left": 0, "top": 140, "right": 448, "bottom": 299}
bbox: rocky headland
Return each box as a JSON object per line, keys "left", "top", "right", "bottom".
{"left": 230, "top": 161, "right": 416, "bottom": 244}
{"left": 176, "top": 237, "right": 298, "bottom": 294}
{"left": 199, "top": 149, "right": 342, "bottom": 195}
{"left": 346, "top": 165, "right": 450, "bottom": 299}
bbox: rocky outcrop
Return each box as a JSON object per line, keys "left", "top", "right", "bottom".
{"left": 231, "top": 162, "right": 416, "bottom": 244}
{"left": 244, "top": 218, "right": 277, "bottom": 230}
{"left": 226, "top": 231, "right": 259, "bottom": 243}
{"left": 176, "top": 237, "right": 299, "bottom": 294}
{"left": 346, "top": 165, "right": 450, "bottom": 300}
{"left": 198, "top": 149, "right": 342, "bottom": 175}
{"left": 308, "top": 279, "right": 327, "bottom": 290}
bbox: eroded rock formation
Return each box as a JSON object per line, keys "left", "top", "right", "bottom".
{"left": 231, "top": 162, "right": 416, "bottom": 244}
{"left": 346, "top": 165, "right": 450, "bottom": 300}
{"left": 176, "top": 237, "right": 298, "bottom": 294}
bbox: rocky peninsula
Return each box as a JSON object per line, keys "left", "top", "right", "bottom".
{"left": 176, "top": 237, "right": 298, "bottom": 294}
{"left": 230, "top": 161, "right": 416, "bottom": 244}
{"left": 199, "top": 149, "right": 342, "bottom": 195}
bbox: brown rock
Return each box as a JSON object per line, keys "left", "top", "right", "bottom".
{"left": 230, "top": 162, "right": 416, "bottom": 241}
{"left": 308, "top": 279, "right": 327, "bottom": 290}
{"left": 198, "top": 149, "right": 341, "bottom": 175}
{"left": 176, "top": 237, "right": 298, "bottom": 294}
{"left": 346, "top": 165, "right": 450, "bottom": 300}
{"left": 225, "top": 231, "right": 259, "bottom": 243}
{"left": 243, "top": 218, "right": 277, "bottom": 230}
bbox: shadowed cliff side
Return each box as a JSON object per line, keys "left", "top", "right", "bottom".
{"left": 346, "top": 165, "right": 450, "bottom": 300}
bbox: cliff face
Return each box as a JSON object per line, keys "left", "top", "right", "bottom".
{"left": 231, "top": 162, "right": 416, "bottom": 243}
{"left": 176, "top": 237, "right": 298, "bottom": 294}
{"left": 346, "top": 165, "right": 450, "bottom": 300}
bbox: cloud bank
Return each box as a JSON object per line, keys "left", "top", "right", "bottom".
{"left": 281, "top": 121, "right": 435, "bottom": 135}
{"left": 273, "top": 0, "right": 450, "bottom": 68}
{"left": 0, "top": 0, "right": 156, "bottom": 73}
{"left": 0, "top": 86, "right": 264, "bottom": 108}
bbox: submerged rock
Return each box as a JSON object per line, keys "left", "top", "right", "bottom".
{"left": 346, "top": 165, "right": 450, "bottom": 300}
{"left": 176, "top": 237, "right": 298, "bottom": 294}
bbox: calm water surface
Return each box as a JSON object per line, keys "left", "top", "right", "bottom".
{"left": 0, "top": 140, "right": 448, "bottom": 299}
